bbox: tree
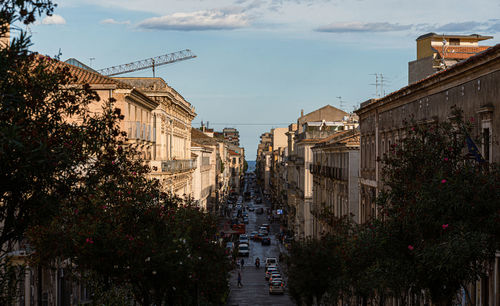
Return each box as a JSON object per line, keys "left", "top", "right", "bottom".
{"left": 376, "top": 110, "right": 500, "bottom": 305}
{"left": 1, "top": 2, "right": 231, "bottom": 304}
{"left": 0, "top": 0, "right": 110, "bottom": 300}
{"left": 27, "top": 102, "right": 231, "bottom": 305}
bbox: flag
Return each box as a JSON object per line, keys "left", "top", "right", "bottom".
{"left": 465, "top": 135, "right": 485, "bottom": 163}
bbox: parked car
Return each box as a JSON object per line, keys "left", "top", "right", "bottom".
{"left": 249, "top": 231, "right": 258, "bottom": 240}
{"left": 243, "top": 217, "right": 249, "bottom": 224}
{"left": 261, "top": 236, "right": 271, "bottom": 245}
{"left": 269, "top": 280, "right": 285, "bottom": 294}
{"left": 265, "top": 266, "right": 279, "bottom": 280}
{"left": 239, "top": 234, "right": 249, "bottom": 245}
{"left": 261, "top": 224, "right": 270, "bottom": 231}
{"left": 238, "top": 243, "right": 249, "bottom": 257}
{"left": 255, "top": 233, "right": 265, "bottom": 241}
{"left": 269, "top": 273, "right": 282, "bottom": 284}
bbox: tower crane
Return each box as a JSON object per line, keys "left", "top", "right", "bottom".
{"left": 97, "top": 49, "right": 196, "bottom": 77}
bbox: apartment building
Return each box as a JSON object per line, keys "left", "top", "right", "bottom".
{"left": 223, "top": 127, "right": 240, "bottom": 146}
{"left": 356, "top": 43, "right": 500, "bottom": 305}
{"left": 408, "top": 32, "right": 492, "bottom": 84}
{"left": 286, "top": 105, "right": 356, "bottom": 239}
{"left": 311, "top": 129, "right": 360, "bottom": 238}
{"left": 9, "top": 61, "right": 198, "bottom": 306}
{"left": 115, "top": 77, "right": 197, "bottom": 197}
{"left": 191, "top": 128, "right": 217, "bottom": 212}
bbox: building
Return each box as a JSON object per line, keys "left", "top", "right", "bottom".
{"left": 408, "top": 32, "right": 492, "bottom": 84}
{"left": 311, "top": 129, "right": 360, "bottom": 238}
{"left": 223, "top": 127, "right": 240, "bottom": 146}
{"left": 9, "top": 62, "right": 198, "bottom": 306}
{"left": 268, "top": 128, "right": 288, "bottom": 205}
{"left": 228, "top": 146, "right": 245, "bottom": 193}
{"left": 356, "top": 43, "right": 500, "bottom": 305}
{"left": 190, "top": 128, "right": 218, "bottom": 212}
{"left": 115, "top": 77, "right": 197, "bottom": 197}
{"left": 286, "top": 105, "right": 358, "bottom": 239}
{"left": 256, "top": 132, "right": 272, "bottom": 191}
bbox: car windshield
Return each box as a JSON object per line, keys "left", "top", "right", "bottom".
{"left": 239, "top": 246, "right": 249, "bottom": 251}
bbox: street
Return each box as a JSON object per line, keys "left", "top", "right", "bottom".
{"left": 226, "top": 179, "right": 295, "bottom": 306}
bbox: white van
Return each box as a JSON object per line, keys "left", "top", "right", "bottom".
{"left": 265, "top": 257, "right": 277, "bottom": 268}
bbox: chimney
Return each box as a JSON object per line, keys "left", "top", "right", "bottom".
{"left": 300, "top": 109, "right": 304, "bottom": 117}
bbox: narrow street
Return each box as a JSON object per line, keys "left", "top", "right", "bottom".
{"left": 226, "top": 177, "right": 295, "bottom": 306}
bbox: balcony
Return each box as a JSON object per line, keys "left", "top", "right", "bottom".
{"left": 160, "top": 159, "right": 196, "bottom": 173}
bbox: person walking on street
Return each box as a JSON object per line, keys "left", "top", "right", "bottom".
{"left": 240, "top": 258, "right": 244, "bottom": 269}
{"left": 237, "top": 271, "right": 243, "bottom": 287}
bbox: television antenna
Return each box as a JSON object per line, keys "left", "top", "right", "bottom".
{"left": 336, "top": 96, "right": 346, "bottom": 110}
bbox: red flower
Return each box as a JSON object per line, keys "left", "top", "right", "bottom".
{"left": 441, "top": 179, "right": 447, "bottom": 184}
{"left": 408, "top": 245, "right": 414, "bottom": 251}
{"left": 442, "top": 224, "right": 449, "bottom": 229}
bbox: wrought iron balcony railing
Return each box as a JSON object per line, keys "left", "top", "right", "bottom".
{"left": 161, "top": 159, "right": 196, "bottom": 173}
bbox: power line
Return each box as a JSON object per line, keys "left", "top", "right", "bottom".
{"left": 198, "top": 122, "right": 290, "bottom": 126}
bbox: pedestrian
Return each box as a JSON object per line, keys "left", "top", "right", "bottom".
{"left": 240, "top": 258, "right": 244, "bottom": 269}
{"left": 237, "top": 271, "right": 243, "bottom": 287}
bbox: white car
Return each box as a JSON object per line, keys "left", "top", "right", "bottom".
{"left": 269, "top": 280, "right": 285, "bottom": 294}
{"left": 239, "top": 234, "right": 249, "bottom": 245}
{"left": 238, "top": 243, "right": 249, "bottom": 257}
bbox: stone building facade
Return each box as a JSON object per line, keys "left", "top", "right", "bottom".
{"left": 115, "top": 77, "right": 197, "bottom": 197}
{"left": 356, "top": 43, "right": 500, "bottom": 305}
{"left": 311, "top": 129, "right": 360, "bottom": 238}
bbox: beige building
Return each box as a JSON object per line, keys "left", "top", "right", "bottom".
{"left": 190, "top": 128, "right": 217, "bottom": 212}
{"left": 228, "top": 146, "right": 245, "bottom": 193}
{"left": 286, "top": 105, "right": 358, "bottom": 239}
{"left": 408, "top": 32, "right": 492, "bottom": 84}
{"left": 115, "top": 77, "right": 197, "bottom": 197}
{"left": 256, "top": 132, "right": 273, "bottom": 192}
{"left": 9, "top": 62, "right": 198, "bottom": 305}
{"left": 311, "top": 129, "right": 360, "bottom": 238}
{"left": 356, "top": 43, "right": 500, "bottom": 304}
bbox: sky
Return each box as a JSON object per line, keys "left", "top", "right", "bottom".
{"left": 26, "top": 0, "right": 500, "bottom": 160}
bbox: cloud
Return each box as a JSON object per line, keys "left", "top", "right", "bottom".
{"left": 137, "top": 9, "right": 250, "bottom": 31}
{"left": 435, "top": 21, "right": 484, "bottom": 32}
{"left": 315, "top": 22, "right": 411, "bottom": 33}
{"left": 100, "top": 18, "right": 131, "bottom": 25}
{"left": 41, "top": 14, "right": 66, "bottom": 25}
{"left": 487, "top": 21, "right": 500, "bottom": 32}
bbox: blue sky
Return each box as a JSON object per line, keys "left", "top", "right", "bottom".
{"left": 27, "top": 0, "right": 500, "bottom": 160}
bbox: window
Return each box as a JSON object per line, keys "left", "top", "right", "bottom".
{"left": 449, "top": 38, "right": 460, "bottom": 46}
{"left": 483, "top": 128, "right": 490, "bottom": 162}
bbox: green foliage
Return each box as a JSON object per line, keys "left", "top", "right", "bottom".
{"left": 27, "top": 103, "right": 231, "bottom": 305}
{"left": 1, "top": 2, "right": 230, "bottom": 304}
{"left": 376, "top": 110, "right": 500, "bottom": 303}
{"left": 286, "top": 110, "right": 500, "bottom": 304}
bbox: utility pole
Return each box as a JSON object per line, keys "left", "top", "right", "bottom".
{"left": 89, "top": 57, "right": 95, "bottom": 68}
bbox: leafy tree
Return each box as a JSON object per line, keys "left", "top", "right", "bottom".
{"left": 27, "top": 103, "right": 230, "bottom": 305}
{"left": 376, "top": 110, "right": 500, "bottom": 305}
{"left": 286, "top": 110, "right": 499, "bottom": 305}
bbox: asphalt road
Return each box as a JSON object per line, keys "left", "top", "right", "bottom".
{"left": 226, "top": 186, "right": 295, "bottom": 306}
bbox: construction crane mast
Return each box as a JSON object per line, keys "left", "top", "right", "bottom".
{"left": 97, "top": 49, "right": 196, "bottom": 77}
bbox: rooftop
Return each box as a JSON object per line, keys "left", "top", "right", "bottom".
{"left": 416, "top": 32, "right": 493, "bottom": 41}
